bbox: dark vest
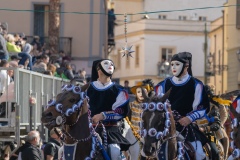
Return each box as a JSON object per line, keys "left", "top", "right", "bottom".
{"left": 87, "top": 82, "right": 120, "bottom": 117}
{"left": 164, "top": 77, "right": 196, "bottom": 116}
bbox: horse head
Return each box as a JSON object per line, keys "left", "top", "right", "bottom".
{"left": 141, "top": 89, "right": 176, "bottom": 157}
{"left": 41, "top": 83, "right": 89, "bottom": 130}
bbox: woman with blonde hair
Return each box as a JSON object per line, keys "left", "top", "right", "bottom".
{"left": 47, "top": 64, "right": 56, "bottom": 76}
{"left": 6, "top": 34, "right": 21, "bottom": 54}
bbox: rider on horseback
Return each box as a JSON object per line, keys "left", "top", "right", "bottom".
{"left": 128, "top": 79, "right": 155, "bottom": 132}
{"left": 155, "top": 52, "right": 210, "bottom": 160}
{"left": 128, "top": 79, "right": 155, "bottom": 160}
{"left": 87, "top": 59, "right": 131, "bottom": 160}
{"left": 198, "top": 104, "right": 222, "bottom": 160}
{"left": 204, "top": 85, "right": 230, "bottom": 159}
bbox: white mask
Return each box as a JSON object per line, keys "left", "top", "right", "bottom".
{"left": 100, "top": 60, "right": 114, "bottom": 75}
{"left": 136, "top": 87, "right": 147, "bottom": 101}
{"left": 171, "top": 61, "right": 184, "bottom": 77}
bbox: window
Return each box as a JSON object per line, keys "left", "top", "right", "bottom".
{"left": 135, "top": 46, "right": 140, "bottom": 67}
{"left": 237, "top": 0, "right": 240, "bottom": 29}
{"left": 179, "top": 16, "right": 187, "bottom": 20}
{"left": 34, "top": 5, "right": 50, "bottom": 37}
{"left": 161, "top": 48, "right": 173, "bottom": 62}
{"left": 199, "top": 16, "right": 207, "bottom": 21}
{"left": 158, "top": 48, "right": 174, "bottom": 77}
{"left": 159, "top": 15, "right": 167, "bottom": 19}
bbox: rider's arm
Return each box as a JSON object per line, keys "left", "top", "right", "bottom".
{"left": 102, "top": 89, "right": 129, "bottom": 121}
{"left": 187, "top": 81, "right": 210, "bottom": 122}
{"left": 155, "top": 81, "right": 165, "bottom": 96}
{"left": 205, "top": 111, "right": 221, "bottom": 132}
{"left": 218, "top": 104, "right": 228, "bottom": 125}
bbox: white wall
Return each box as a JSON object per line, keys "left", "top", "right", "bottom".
{"left": 144, "top": 34, "right": 205, "bottom": 77}
{"left": 144, "top": 0, "right": 226, "bottom": 21}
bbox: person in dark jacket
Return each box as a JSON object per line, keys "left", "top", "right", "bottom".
{"left": 10, "top": 142, "right": 28, "bottom": 160}
{"left": 21, "top": 130, "right": 43, "bottom": 160}
{"left": 64, "top": 63, "right": 74, "bottom": 80}
{"left": 18, "top": 43, "right": 33, "bottom": 70}
{"left": 0, "top": 25, "right": 9, "bottom": 60}
{"left": 43, "top": 128, "right": 62, "bottom": 160}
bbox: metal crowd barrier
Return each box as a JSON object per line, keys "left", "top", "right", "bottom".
{"left": 0, "top": 67, "right": 70, "bottom": 145}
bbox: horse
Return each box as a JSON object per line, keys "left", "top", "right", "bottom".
{"left": 41, "top": 84, "right": 105, "bottom": 160}
{"left": 139, "top": 89, "right": 186, "bottom": 160}
{"left": 140, "top": 89, "right": 223, "bottom": 160}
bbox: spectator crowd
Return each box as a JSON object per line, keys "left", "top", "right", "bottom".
{"left": 0, "top": 23, "right": 88, "bottom": 83}
{"left": 0, "top": 23, "right": 88, "bottom": 124}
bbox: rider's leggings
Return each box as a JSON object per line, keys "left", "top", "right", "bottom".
{"left": 190, "top": 141, "right": 206, "bottom": 160}
{"left": 208, "top": 142, "right": 220, "bottom": 160}
{"left": 108, "top": 144, "right": 121, "bottom": 160}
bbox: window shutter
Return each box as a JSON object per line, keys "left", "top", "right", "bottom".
{"left": 237, "top": 0, "right": 240, "bottom": 29}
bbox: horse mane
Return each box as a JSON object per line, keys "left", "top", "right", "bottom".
{"left": 142, "top": 87, "right": 171, "bottom": 103}
{"left": 81, "top": 83, "right": 90, "bottom": 92}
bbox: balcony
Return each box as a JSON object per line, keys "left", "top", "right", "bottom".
{"left": 26, "top": 36, "right": 72, "bottom": 56}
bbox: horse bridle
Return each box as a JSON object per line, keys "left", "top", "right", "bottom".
{"left": 140, "top": 100, "right": 186, "bottom": 159}
{"left": 46, "top": 84, "right": 109, "bottom": 159}
{"left": 46, "top": 84, "right": 88, "bottom": 126}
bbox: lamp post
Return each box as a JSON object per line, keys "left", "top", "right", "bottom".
{"left": 206, "top": 51, "right": 228, "bottom": 94}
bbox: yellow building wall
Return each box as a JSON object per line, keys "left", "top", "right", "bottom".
{"left": 208, "top": 17, "right": 226, "bottom": 94}
{"left": 224, "top": 0, "right": 240, "bottom": 91}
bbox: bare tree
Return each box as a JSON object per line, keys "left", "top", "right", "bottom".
{"left": 49, "top": 0, "right": 60, "bottom": 55}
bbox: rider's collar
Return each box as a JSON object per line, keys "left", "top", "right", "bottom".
{"left": 172, "top": 73, "right": 190, "bottom": 85}
{"left": 93, "top": 79, "right": 113, "bottom": 89}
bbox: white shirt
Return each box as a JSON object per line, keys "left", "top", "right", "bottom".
{"left": 0, "top": 70, "right": 10, "bottom": 94}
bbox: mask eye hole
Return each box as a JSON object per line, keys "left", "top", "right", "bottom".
{"left": 141, "top": 103, "right": 148, "bottom": 111}
{"left": 165, "top": 120, "right": 171, "bottom": 128}
{"left": 156, "top": 102, "right": 164, "bottom": 111}
{"left": 140, "top": 129, "right": 147, "bottom": 137}
{"left": 148, "top": 103, "right": 156, "bottom": 111}
{"left": 156, "top": 131, "right": 163, "bottom": 139}
{"left": 47, "top": 99, "right": 55, "bottom": 106}
{"left": 55, "top": 103, "right": 63, "bottom": 112}
{"left": 148, "top": 128, "right": 157, "bottom": 137}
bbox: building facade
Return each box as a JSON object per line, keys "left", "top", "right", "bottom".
{"left": 0, "top": 0, "right": 108, "bottom": 74}
{"left": 110, "top": 0, "right": 226, "bottom": 86}
{"left": 224, "top": 0, "right": 240, "bottom": 91}
{"left": 208, "top": 17, "right": 226, "bottom": 95}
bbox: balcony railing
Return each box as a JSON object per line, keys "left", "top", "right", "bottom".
{"left": 157, "top": 61, "right": 172, "bottom": 78}
{"left": 26, "top": 36, "right": 72, "bottom": 56}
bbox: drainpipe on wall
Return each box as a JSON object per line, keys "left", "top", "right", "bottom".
{"left": 222, "top": 10, "right": 225, "bottom": 94}
{"left": 204, "top": 23, "right": 208, "bottom": 85}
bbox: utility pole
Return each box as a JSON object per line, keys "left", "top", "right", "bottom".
{"left": 104, "top": 0, "right": 108, "bottom": 59}
{"left": 204, "top": 23, "right": 208, "bottom": 85}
